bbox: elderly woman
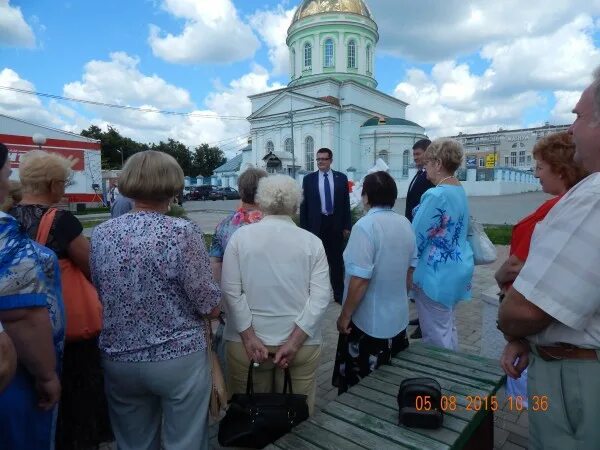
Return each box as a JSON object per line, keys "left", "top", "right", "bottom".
{"left": 0, "top": 143, "right": 65, "bottom": 448}
{"left": 209, "top": 167, "right": 268, "bottom": 282}
{"left": 497, "top": 132, "right": 587, "bottom": 402}
{"left": 91, "top": 151, "right": 221, "bottom": 450}
{"left": 412, "top": 138, "right": 474, "bottom": 350}
{"left": 1, "top": 180, "right": 22, "bottom": 212}
{"left": 221, "top": 174, "right": 330, "bottom": 414}
{"left": 332, "top": 171, "right": 416, "bottom": 393}
{"left": 10, "top": 150, "right": 111, "bottom": 449}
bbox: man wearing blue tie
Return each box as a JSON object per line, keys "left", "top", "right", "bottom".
{"left": 300, "top": 148, "right": 352, "bottom": 304}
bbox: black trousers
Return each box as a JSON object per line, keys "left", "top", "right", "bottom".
{"left": 319, "top": 215, "right": 344, "bottom": 304}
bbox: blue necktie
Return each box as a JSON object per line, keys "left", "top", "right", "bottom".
{"left": 324, "top": 173, "right": 333, "bottom": 215}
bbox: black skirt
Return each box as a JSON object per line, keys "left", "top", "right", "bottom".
{"left": 55, "top": 338, "right": 113, "bottom": 450}
{"left": 332, "top": 322, "right": 409, "bottom": 395}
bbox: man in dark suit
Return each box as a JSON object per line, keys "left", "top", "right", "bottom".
{"left": 405, "top": 139, "right": 435, "bottom": 338}
{"left": 300, "top": 148, "right": 351, "bottom": 304}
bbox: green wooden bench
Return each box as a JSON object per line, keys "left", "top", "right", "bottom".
{"left": 268, "top": 342, "right": 506, "bottom": 450}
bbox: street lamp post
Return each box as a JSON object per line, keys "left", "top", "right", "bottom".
{"left": 116, "top": 148, "right": 124, "bottom": 169}
{"left": 32, "top": 133, "right": 46, "bottom": 150}
{"left": 289, "top": 111, "right": 296, "bottom": 179}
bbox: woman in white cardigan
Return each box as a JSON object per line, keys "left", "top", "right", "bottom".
{"left": 221, "top": 175, "right": 331, "bottom": 414}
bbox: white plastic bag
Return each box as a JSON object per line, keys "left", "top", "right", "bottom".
{"left": 468, "top": 217, "right": 497, "bottom": 265}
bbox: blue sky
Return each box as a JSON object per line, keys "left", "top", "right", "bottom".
{"left": 1, "top": 0, "right": 600, "bottom": 154}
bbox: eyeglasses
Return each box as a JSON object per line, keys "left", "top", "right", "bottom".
{"left": 315, "top": 157, "right": 331, "bottom": 161}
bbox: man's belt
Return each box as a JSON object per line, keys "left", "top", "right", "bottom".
{"left": 535, "top": 343, "right": 598, "bottom": 361}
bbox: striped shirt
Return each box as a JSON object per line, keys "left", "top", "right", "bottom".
{"left": 513, "top": 173, "right": 600, "bottom": 348}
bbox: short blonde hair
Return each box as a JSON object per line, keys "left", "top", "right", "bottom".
{"left": 19, "top": 150, "right": 76, "bottom": 195}
{"left": 119, "top": 151, "right": 184, "bottom": 202}
{"left": 256, "top": 175, "right": 302, "bottom": 216}
{"left": 425, "top": 138, "right": 463, "bottom": 173}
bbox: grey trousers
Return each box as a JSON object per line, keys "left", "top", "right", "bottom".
{"left": 528, "top": 349, "right": 600, "bottom": 450}
{"left": 103, "top": 351, "right": 210, "bottom": 450}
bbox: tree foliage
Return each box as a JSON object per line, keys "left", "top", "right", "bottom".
{"left": 192, "top": 144, "right": 227, "bottom": 177}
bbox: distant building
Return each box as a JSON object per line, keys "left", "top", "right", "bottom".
{"left": 448, "top": 123, "right": 570, "bottom": 171}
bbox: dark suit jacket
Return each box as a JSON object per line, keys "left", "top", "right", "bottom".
{"left": 300, "top": 170, "right": 352, "bottom": 236}
{"left": 405, "top": 169, "right": 435, "bottom": 222}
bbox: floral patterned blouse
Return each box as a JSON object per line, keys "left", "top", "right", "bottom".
{"left": 412, "top": 185, "right": 474, "bottom": 307}
{"left": 90, "top": 212, "right": 221, "bottom": 362}
{"left": 209, "top": 207, "right": 263, "bottom": 258}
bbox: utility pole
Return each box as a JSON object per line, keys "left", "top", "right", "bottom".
{"left": 373, "top": 129, "right": 377, "bottom": 165}
{"left": 289, "top": 111, "right": 296, "bottom": 178}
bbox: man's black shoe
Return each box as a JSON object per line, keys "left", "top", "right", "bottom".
{"left": 409, "top": 318, "right": 420, "bottom": 326}
{"left": 410, "top": 326, "right": 422, "bottom": 339}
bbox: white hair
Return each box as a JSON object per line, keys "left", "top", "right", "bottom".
{"left": 255, "top": 174, "right": 302, "bottom": 216}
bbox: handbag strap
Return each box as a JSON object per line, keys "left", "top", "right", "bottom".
{"left": 35, "top": 208, "right": 58, "bottom": 246}
{"left": 245, "top": 354, "right": 294, "bottom": 396}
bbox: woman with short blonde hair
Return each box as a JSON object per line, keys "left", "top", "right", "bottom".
{"left": 222, "top": 175, "right": 329, "bottom": 415}
{"left": 91, "top": 150, "right": 220, "bottom": 449}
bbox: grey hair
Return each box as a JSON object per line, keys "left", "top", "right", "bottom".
{"left": 237, "top": 167, "right": 268, "bottom": 204}
{"left": 255, "top": 175, "right": 302, "bottom": 216}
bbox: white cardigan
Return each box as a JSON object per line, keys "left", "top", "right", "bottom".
{"left": 221, "top": 215, "right": 331, "bottom": 346}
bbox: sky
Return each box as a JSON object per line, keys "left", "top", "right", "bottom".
{"left": 1, "top": 0, "right": 600, "bottom": 158}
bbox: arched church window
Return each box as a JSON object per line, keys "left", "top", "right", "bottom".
{"left": 347, "top": 40, "right": 356, "bottom": 69}
{"left": 366, "top": 45, "right": 372, "bottom": 73}
{"left": 284, "top": 138, "right": 293, "bottom": 153}
{"left": 266, "top": 140, "right": 274, "bottom": 154}
{"left": 291, "top": 49, "right": 296, "bottom": 76}
{"left": 304, "top": 42, "right": 312, "bottom": 68}
{"left": 305, "top": 136, "right": 315, "bottom": 171}
{"left": 378, "top": 150, "right": 389, "bottom": 164}
{"left": 402, "top": 150, "right": 410, "bottom": 177}
{"left": 324, "top": 39, "right": 335, "bottom": 68}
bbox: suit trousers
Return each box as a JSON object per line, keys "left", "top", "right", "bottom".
{"left": 226, "top": 341, "right": 321, "bottom": 415}
{"left": 319, "top": 214, "right": 344, "bottom": 303}
{"left": 102, "top": 351, "right": 211, "bottom": 450}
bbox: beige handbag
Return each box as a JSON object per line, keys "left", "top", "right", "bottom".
{"left": 205, "top": 318, "right": 228, "bottom": 422}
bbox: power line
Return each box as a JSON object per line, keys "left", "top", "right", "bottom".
{"left": 0, "top": 85, "right": 250, "bottom": 121}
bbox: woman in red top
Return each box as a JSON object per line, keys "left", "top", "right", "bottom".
{"left": 495, "top": 132, "right": 587, "bottom": 401}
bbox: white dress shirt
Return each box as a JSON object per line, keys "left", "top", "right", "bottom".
{"left": 221, "top": 215, "right": 331, "bottom": 346}
{"left": 318, "top": 170, "right": 335, "bottom": 215}
{"left": 513, "top": 173, "right": 600, "bottom": 348}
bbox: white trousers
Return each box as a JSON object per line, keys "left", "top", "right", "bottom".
{"left": 415, "top": 290, "right": 458, "bottom": 351}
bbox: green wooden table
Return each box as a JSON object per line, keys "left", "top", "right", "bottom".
{"left": 269, "top": 342, "right": 506, "bottom": 450}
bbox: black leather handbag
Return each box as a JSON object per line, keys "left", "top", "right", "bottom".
{"left": 397, "top": 377, "right": 444, "bottom": 429}
{"left": 217, "top": 361, "right": 309, "bottom": 448}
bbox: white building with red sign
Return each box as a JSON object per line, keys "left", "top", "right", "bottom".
{"left": 0, "top": 113, "right": 103, "bottom": 204}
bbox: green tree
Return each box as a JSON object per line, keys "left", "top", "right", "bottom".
{"left": 151, "top": 139, "right": 194, "bottom": 176}
{"left": 81, "top": 125, "right": 149, "bottom": 170}
{"left": 192, "top": 144, "right": 226, "bottom": 177}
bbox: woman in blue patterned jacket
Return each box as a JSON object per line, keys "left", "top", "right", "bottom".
{"left": 0, "top": 142, "right": 65, "bottom": 449}
{"left": 412, "top": 138, "right": 474, "bottom": 350}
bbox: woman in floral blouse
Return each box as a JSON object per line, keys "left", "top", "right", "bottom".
{"left": 412, "top": 138, "right": 474, "bottom": 350}
{"left": 209, "top": 167, "right": 268, "bottom": 282}
{"left": 90, "top": 151, "right": 221, "bottom": 450}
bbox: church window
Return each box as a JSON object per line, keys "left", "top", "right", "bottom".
{"left": 366, "top": 45, "right": 372, "bottom": 73}
{"left": 284, "top": 138, "right": 293, "bottom": 153}
{"left": 305, "top": 136, "right": 315, "bottom": 171}
{"left": 378, "top": 150, "right": 388, "bottom": 164}
{"left": 324, "top": 39, "right": 335, "bottom": 68}
{"left": 291, "top": 49, "right": 296, "bottom": 76}
{"left": 510, "top": 151, "right": 517, "bottom": 166}
{"left": 402, "top": 150, "right": 410, "bottom": 177}
{"left": 347, "top": 40, "right": 357, "bottom": 69}
{"left": 304, "top": 43, "right": 312, "bottom": 68}
{"left": 266, "top": 140, "right": 274, "bottom": 154}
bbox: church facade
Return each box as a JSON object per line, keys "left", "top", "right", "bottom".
{"left": 215, "top": 0, "right": 427, "bottom": 187}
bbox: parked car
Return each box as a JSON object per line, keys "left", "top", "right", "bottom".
{"left": 185, "top": 185, "right": 217, "bottom": 201}
{"left": 209, "top": 187, "right": 240, "bottom": 201}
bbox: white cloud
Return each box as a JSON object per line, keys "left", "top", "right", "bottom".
{"left": 551, "top": 91, "right": 581, "bottom": 123}
{"left": 369, "top": 0, "right": 600, "bottom": 62}
{"left": 148, "top": 0, "right": 260, "bottom": 64}
{"left": 249, "top": 5, "right": 296, "bottom": 75}
{"left": 0, "top": 0, "right": 35, "bottom": 48}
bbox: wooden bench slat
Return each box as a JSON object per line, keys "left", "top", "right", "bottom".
{"left": 336, "top": 393, "right": 462, "bottom": 447}
{"left": 289, "top": 420, "right": 368, "bottom": 449}
{"left": 407, "top": 344, "right": 505, "bottom": 376}
{"left": 308, "top": 412, "right": 410, "bottom": 449}
{"left": 270, "top": 431, "right": 333, "bottom": 450}
{"left": 323, "top": 401, "right": 451, "bottom": 450}
{"left": 394, "top": 352, "right": 504, "bottom": 385}
{"left": 347, "top": 385, "right": 469, "bottom": 434}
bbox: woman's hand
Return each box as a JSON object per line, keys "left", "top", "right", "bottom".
{"left": 240, "top": 327, "right": 268, "bottom": 364}
{"left": 274, "top": 326, "right": 308, "bottom": 369}
{"left": 336, "top": 313, "right": 352, "bottom": 335}
{"left": 35, "top": 372, "right": 61, "bottom": 411}
{"left": 500, "top": 339, "right": 530, "bottom": 379}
